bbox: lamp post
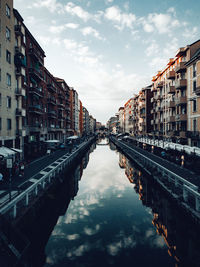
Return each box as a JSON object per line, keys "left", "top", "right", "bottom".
{"left": 6, "top": 158, "right": 13, "bottom": 201}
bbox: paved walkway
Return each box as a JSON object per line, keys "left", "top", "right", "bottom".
{"left": 114, "top": 138, "right": 200, "bottom": 187}
{"left": 0, "top": 145, "right": 81, "bottom": 191}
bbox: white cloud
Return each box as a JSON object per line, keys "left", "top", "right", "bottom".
{"left": 182, "top": 26, "right": 198, "bottom": 39}
{"left": 81, "top": 26, "right": 104, "bottom": 40}
{"left": 141, "top": 10, "right": 180, "bottom": 34}
{"left": 65, "top": 2, "right": 91, "bottom": 22}
{"left": 31, "top": 0, "right": 63, "bottom": 13}
{"left": 66, "top": 23, "right": 79, "bottom": 29}
{"left": 104, "top": 6, "right": 136, "bottom": 30}
{"left": 145, "top": 40, "right": 159, "bottom": 57}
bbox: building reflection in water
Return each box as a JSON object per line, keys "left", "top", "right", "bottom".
{"left": 119, "top": 152, "right": 200, "bottom": 267}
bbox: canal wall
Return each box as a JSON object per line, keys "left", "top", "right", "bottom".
{"left": 110, "top": 136, "right": 200, "bottom": 224}
{"left": 0, "top": 137, "right": 96, "bottom": 267}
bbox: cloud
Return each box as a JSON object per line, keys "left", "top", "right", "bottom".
{"left": 104, "top": 6, "right": 136, "bottom": 30}
{"left": 81, "top": 26, "right": 104, "bottom": 40}
{"left": 49, "top": 23, "right": 79, "bottom": 34}
{"left": 65, "top": 2, "right": 91, "bottom": 22}
{"left": 31, "top": 0, "right": 63, "bottom": 13}
{"left": 145, "top": 40, "right": 159, "bottom": 57}
{"left": 182, "top": 26, "right": 198, "bottom": 39}
{"left": 141, "top": 9, "right": 180, "bottom": 34}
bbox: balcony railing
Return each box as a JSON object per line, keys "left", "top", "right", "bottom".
{"left": 29, "top": 105, "right": 43, "bottom": 115}
{"left": 175, "top": 114, "right": 187, "bottom": 121}
{"left": 175, "top": 62, "right": 186, "bottom": 73}
{"left": 47, "top": 97, "right": 56, "bottom": 105}
{"left": 15, "top": 88, "right": 25, "bottom": 96}
{"left": 166, "top": 116, "right": 175, "bottom": 123}
{"left": 48, "top": 110, "right": 57, "bottom": 118}
{"left": 29, "top": 68, "right": 43, "bottom": 81}
{"left": 167, "top": 71, "right": 175, "bottom": 79}
{"left": 47, "top": 83, "right": 56, "bottom": 93}
{"left": 186, "top": 131, "right": 199, "bottom": 138}
{"left": 175, "top": 96, "right": 187, "bottom": 105}
{"left": 14, "top": 25, "right": 23, "bottom": 36}
{"left": 175, "top": 79, "right": 187, "bottom": 89}
{"left": 168, "top": 101, "right": 175, "bottom": 108}
{"left": 29, "top": 86, "right": 43, "bottom": 97}
{"left": 195, "top": 86, "right": 200, "bottom": 95}
{"left": 168, "top": 86, "right": 175, "bottom": 94}
{"left": 28, "top": 48, "right": 43, "bottom": 65}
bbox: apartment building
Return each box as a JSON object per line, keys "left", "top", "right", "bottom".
{"left": 132, "top": 95, "right": 139, "bottom": 136}
{"left": 79, "top": 100, "right": 83, "bottom": 137}
{"left": 0, "top": 0, "right": 17, "bottom": 148}
{"left": 118, "top": 107, "right": 124, "bottom": 133}
{"left": 89, "top": 115, "right": 96, "bottom": 134}
{"left": 151, "top": 40, "right": 200, "bottom": 144}
{"left": 83, "top": 106, "right": 90, "bottom": 136}
{"left": 138, "top": 85, "right": 152, "bottom": 136}
{"left": 186, "top": 47, "right": 200, "bottom": 147}
{"left": 124, "top": 98, "right": 134, "bottom": 134}
{"left": 55, "top": 78, "right": 71, "bottom": 137}
{"left": 70, "top": 88, "right": 79, "bottom": 135}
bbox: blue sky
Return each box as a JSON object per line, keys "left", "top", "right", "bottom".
{"left": 14, "top": 0, "right": 200, "bottom": 124}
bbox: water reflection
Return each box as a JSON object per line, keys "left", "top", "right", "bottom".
{"left": 120, "top": 153, "right": 200, "bottom": 267}
{"left": 44, "top": 140, "right": 176, "bottom": 267}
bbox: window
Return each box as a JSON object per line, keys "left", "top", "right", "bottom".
{"left": 193, "top": 80, "right": 197, "bottom": 92}
{"left": 6, "top": 4, "right": 10, "bottom": 18}
{"left": 6, "top": 27, "right": 11, "bottom": 41}
{"left": 7, "top": 119, "right": 11, "bottom": 130}
{"left": 6, "top": 73, "right": 11, "bottom": 86}
{"left": 193, "top": 119, "right": 197, "bottom": 132}
{"left": 7, "top": 96, "right": 11, "bottom": 108}
{"left": 6, "top": 50, "right": 11, "bottom": 63}
{"left": 193, "top": 99, "right": 197, "bottom": 112}
{"left": 193, "top": 63, "right": 197, "bottom": 78}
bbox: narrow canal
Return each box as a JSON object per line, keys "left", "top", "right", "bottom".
{"left": 40, "top": 138, "right": 200, "bottom": 267}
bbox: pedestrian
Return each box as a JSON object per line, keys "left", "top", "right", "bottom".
{"left": 0, "top": 172, "right": 3, "bottom": 182}
{"left": 19, "top": 161, "right": 25, "bottom": 177}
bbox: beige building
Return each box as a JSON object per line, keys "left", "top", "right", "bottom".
{"left": 186, "top": 47, "right": 200, "bottom": 147}
{"left": 0, "top": 0, "right": 17, "bottom": 148}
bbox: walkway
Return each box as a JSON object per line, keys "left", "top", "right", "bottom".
{"left": 113, "top": 137, "right": 200, "bottom": 187}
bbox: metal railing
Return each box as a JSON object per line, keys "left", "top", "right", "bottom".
{"left": 0, "top": 139, "right": 93, "bottom": 219}
{"left": 111, "top": 137, "right": 200, "bottom": 213}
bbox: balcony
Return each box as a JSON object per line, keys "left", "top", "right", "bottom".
{"left": 167, "top": 71, "right": 175, "bottom": 79}
{"left": 175, "top": 62, "right": 186, "bottom": 73}
{"left": 166, "top": 116, "right": 175, "bottom": 123}
{"left": 195, "top": 86, "right": 200, "bottom": 95}
{"left": 179, "top": 131, "right": 186, "bottom": 138}
{"left": 175, "top": 96, "right": 187, "bottom": 105}
{"left": 57, "top": 102, "right": 65, "bottom": 109}
{"left": 28, "top": 48, "right": 43, "bottom": 65}
{"left": 157, "top": 81, "right": 164, "bottom": 88}
{"left": 29, "top": 68, "right": 43, "bottom": 81}
{"left": 58, "top": 93, "right": 65, "bottom": 100}
{"left": 16, "top": 108, "right": 26, "bottom": 117}
{"left": 47, "top": 97, "right": 56, "bottom": 105}
{"left": 168, "top": 86, "right": 175, "bottom": 94}
{"left": 48, "top": 110, "right": 57, "bottom": 118}
{"left": 175, "top": 79, "right": 187, "bottom": 89}
{"left": 14, "top": 25, "right": 23, "bottom": 36}
{"left": 15, "top": 88, "right": 25, "bottom": 96}
{"left": 168, "top": 101, "right": 175, "bottom": 108}
{"left": 175, "top": 114, "right": 187, "bottom": 121}
{"left": 16, "top": 128, "right": 26, "bottom": 136}
{"left": 29, "top": 123, "right": 41, "bottom": 132}
{"left": 151, "top": 120, "right": 154, "bottom": 125}
{"left": 29, "top": 105, "right": 43, "bottom": 115}
{"left": 47, "top": 83, "right": 56, "bottom": 93}
{"left": 29, "top": 86, "right": 43, "bottom": 98}
{"left": 15, "top": 67, "right": 22, "bottom": 76}
{"left": 186, "top": 131, "right": 199, "bottom": 138}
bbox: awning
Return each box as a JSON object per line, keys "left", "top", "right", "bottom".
{"left": 11, "top": 148, "right": 23, "bottom": 153}
{"left": 0, "top": 147, "right": 16, "bottom": 158}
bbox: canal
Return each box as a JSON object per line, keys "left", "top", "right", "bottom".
{"left": 33, "top": 138, "right": 200, "bottom": 267}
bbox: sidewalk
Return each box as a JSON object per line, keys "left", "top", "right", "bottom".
{"left": 117, "top": 138, "right": 200, "bottom": 187}
{"left": 0, "top": 146, "right": 77, "bottom": 191}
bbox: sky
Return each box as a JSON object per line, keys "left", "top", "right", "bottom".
{"left": 14, "top": 0, "right": 200, "bottom": 124}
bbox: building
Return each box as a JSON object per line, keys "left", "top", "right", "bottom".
{"left": 89, "top": 115, "right": 96, "bottom": 134}
{"left": 118, "top": 107, "right": 124, "bottom": 133}
{"left": 83, "top": 106, "right": 90, "bottom": 136}
{"left": 70, "top": 88, "right": 79, "bottom": 135}
{"left": 186, "top": 47, "right": 200, "bottom": 147}
{"left": 0, "top": 1, "right": 17, "bottom": 148}
{"left": 79, "top": 100, "right": 83, "bottom": 137}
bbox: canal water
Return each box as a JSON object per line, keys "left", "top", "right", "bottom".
{"left": 42, "top": 139, "right": 200, "bottom": 267}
